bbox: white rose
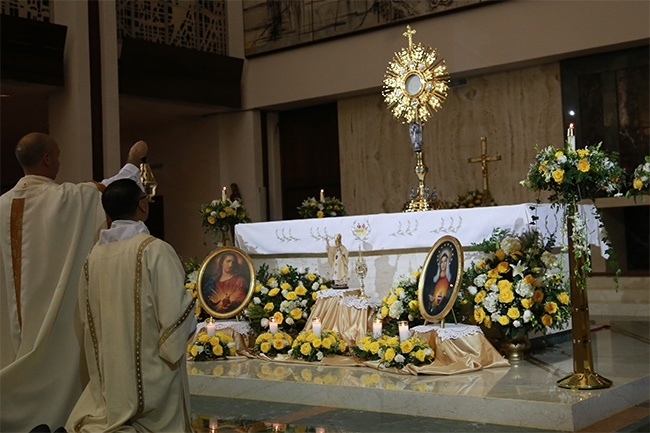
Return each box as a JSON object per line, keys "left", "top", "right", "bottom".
{"left": 253, "top": 297, "right": 261, "bottom": 305}
{"left": 467, "top": 285, "right": 478, "bottom": 296}
{"left": 316, "top": 351, "right": 324, "bottom": 360}
{"left": 394, "top": 354, "right": 405, "bottom": 364}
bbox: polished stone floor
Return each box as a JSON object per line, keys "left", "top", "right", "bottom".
{"left": 189, "top": 319, "right": 649, "bottom": 433}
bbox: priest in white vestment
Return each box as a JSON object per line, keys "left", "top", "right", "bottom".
{"left": 66, "top": 179, "right": 196, "bottom": 432}
{"left": 0, "top": 133, "right": 147, "bottom": 431}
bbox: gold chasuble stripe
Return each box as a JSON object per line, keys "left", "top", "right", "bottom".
{"left": 159, "top": 299, "right": 195, "bottom": 348}
{"left": 10, "top": 198, "right": 25, "bottom": 329}
{"left": 83, "top": 259, "right": 102, "bottom": 386}
{"left": 135, "top": 236, "right": 156, "bottom": 415}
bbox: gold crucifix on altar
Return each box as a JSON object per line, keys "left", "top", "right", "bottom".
{"left": 468, "top": 137, "right": 501, "bottom": 206}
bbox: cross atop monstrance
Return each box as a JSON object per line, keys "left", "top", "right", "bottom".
{"left": 382, "top": 25, "right": 450, "bottom": 212}
{"left": 468, "top": 136, "right": 501, "bottom": 205}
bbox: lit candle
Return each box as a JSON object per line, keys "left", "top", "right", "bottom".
{"left": 209, "top": 415, "right": 219, "bottom": 432}
{"left": 398, "top": 321, "right": 410, "bottom": 342}
{"left": 206, "top": 318, "right": 216, "bottom": 337}
{"left": 372, "top": 317, "right": 383, "bottom": 338}
{"left": 221, "top": 186, "right": 227, "bottom": 201}
{"left": 272, "top": 423, "right": 282, "bottom": 433}
{"left": 269, "top": 317, "right": 278, "bottom": 334}
{"left": 567, "top": 123, "right": 576, "bottom": 151}
{"left": 320, "top": 189, "right": 325, "bottom": 202}
{"left": 315, "top": 428, "right": 325, "bottom": 433}
{"left": 312, "top": 317, "right": 322, "bottom": 338}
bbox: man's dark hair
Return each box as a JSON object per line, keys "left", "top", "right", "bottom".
{"left": 102, "top": 179, "right": 143, "bottom": 221}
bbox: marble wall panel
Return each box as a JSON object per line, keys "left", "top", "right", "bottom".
{"left": 338, "top": 63, "right": 562, "bottom": 215}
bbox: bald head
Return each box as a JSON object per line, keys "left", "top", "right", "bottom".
{"left": 15, "top": 132, "right": 60, "bottom": 179}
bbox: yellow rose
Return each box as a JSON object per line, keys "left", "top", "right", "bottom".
{"left": 273, "top": 312, "right": 284, "bottom": 324}
{"left": 400, "top": 340, "right": 414, "bottom": 354}
{"left": 210, "top": 337, "right": 220, "bottom": 347}
{"left": 474, "top": 307, "right": 486, "bottom": 324}
{"left": 218, "top": 211, "right": 226, "bottom": 219}
{"left": 552, "top": 168, "right": 564, "bottom": 184}
{"left": 411, "top": 270, "right": 421, "bottom": 279}
{"left": 498, "top": 316, "right": 510, "bottom": 326}
{"left": 475, "top": 290, "right": 487, "bottom": 304}
{"left": 383, "top": 348, "right": 396, "bottom": 362}
{"left": 266, "top": 277, "right": 276, "bottom": 286}
{"left": 306, "top": 332, "right": 318, "bottom": 342}
{"left": 212, "top": 344, "right": 223, "bottom": 356}
{"left": 264, "top": 302, "right": 274, "bottom": 312}
{"left": 557, "top": 292, "right": 570, "bottom": 305}
{"left": 272, "top": 338, "right": 286, "bottom": 350}
{"left": 386, "top": 294, "right": 397, "bottom": 306}
{"left": 317, "top": 210, "right": 324, "bottom": 218}
{"left": 577, "top": 159, "right": 590, "bottom": 172}
{"left": 497, "top": 279, "right": 513, "bottom": 292}
{"left": 484, "top": 316, "right": 492, "bottom": 328}
{"left": 280, "top": 282, "right": 292, "bottom": 290}
{"left": 281, "top": 266, "right": 290, "bottom": 275}
{"left": 207, "top": 216, "right": 216, "bottom": 225}
{"left": 369, "top": 341, "right": 380, "bottom": 354}
{"left": 312, "top": 292, "right": 318, "bottom": 301}
{"left": 554, "top": 150, "right": 564, "bottom": 159}
{"left": 229, "top": 347, "right": 236, "bottom": 356}
{"left": 285, "top": 291, "right": 297, "bottom": 301}
{"left": 319, "top": 284, "right": 328, "bottom": 290}
{"left": 295, "top": 286, "right": 307, "bottom": 296}
{"left": 408, "top": 300, "right": 418, "bottom": 310}
{"left": 541, "top": 314, "right": 553, "bottom": 326}
{"left": 198, "top": 334, "right": 209, "bottom": 343}
{"left": 268, "top": 288, "right": 280, "bottom": 297}
{"left": 507, "top": 307, "right": 520, "bottom": 319}
{"left": 290, "top": 308, "right": 302, "bottom": 320}
{"left": 487, "top": 268, "right": 500, "bottom": 279}
{"left": 498, "top": 288, "right": 515, "bottom": 303}
{"left": 533, "top": 290, "right": 544, "bottom": 303}
{"left": 544, "top": 302, "right": 558, "bottom": 314}
{"left": 633, "top": 178, "right": 643, "bottom": 190}
{"left": 577, "top": 149, "right": 589, "bottom": 157}
{"left": 496, "top": 261, "right": 510, "bottom": 274}
{"left": 521, "top": 298, "right": 534, "bottom": 309}
{"left": 380, "top": 306, "right": 388, "bottom": 318}
{"left": 255, "top": 332, "right": 271, "bottom": 345}
{"left": 190, "top": 345, "right": 198, "bottom": 357}
{"left": 495, "top": 250, "right": 506, "bottom": 261}
{"left": 254, "top": 283, "right": 262, "bottom": 293}
{"left": 485, "top": 278, "right": 497, "bottom": 289}
{"left": 415, "top": 349, "right": 426, "bottom": 362}
{"left": 300, "top": 343, "right": 312, "bottom": 356}
{"left": 395, "top": 287, "right": 404, "bottom": 295}
{"left": 260, "top": 342, "right": 272, "bottom": 353}
{"left": 307, "top": 273, "right": 317, "bottom": 281}
{"left": 312, "top": 338, "right": 322, "bottom": 349}
{"left": 524, "top": 275, "right": 536, "bottom": 285}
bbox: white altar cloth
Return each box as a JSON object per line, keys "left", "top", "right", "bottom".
{"left": 235, "top": 203, "right": 606, "bottom": 256}
{"left": 234, "top": 204, "right": 605, "bottom": 298}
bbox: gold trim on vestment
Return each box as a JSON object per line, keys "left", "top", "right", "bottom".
{"left": 135, "top": 236, "right": 156, "bottom": 415}
{"left": 10, "top": 198, "right": 25, "bottom": 329}
{"left": 84, "top": 259, "right": 102, "bottom": 386}
{"left": 159, "top": 299, "right": 195, "bottom": 348}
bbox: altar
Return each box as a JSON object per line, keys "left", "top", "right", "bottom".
{"left": 234, "top": 203, "right": 606, "bottom": 298}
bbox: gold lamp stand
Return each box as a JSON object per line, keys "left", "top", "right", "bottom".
{"left": 403, "top": 149, "right": 442, "bottom": 212}
{"left": 557, "top": 203, "right": 612, "bottom": 389}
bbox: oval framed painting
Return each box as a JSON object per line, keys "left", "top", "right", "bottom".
{"left": 197, "top": 246, "right": 255, "bottom": 320}
{"left": 418, "top": 235, "right": 464, "bottom": 322}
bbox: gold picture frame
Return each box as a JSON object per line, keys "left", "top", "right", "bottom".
{"left": 197, "top": 246, "right": 255, "bottom": 320}
{"left": 418, "top": 235, "right": 464, "bottom": 322}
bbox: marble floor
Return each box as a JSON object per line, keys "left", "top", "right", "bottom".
{"left": 188, "top": 319, "right": 649, "bottom": 433}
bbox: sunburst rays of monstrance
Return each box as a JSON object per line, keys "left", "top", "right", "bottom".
{"left": 382, "top": 25, "right": 450, "bottom": 212}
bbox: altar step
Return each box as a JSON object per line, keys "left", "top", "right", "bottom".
{"left": 188, "top": 319, "right": 649, "bottom": 432}
{"left": 587, "top": 276, "right": 650, "bottom": 318}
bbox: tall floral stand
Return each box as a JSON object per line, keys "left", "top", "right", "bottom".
{"left": 557, "top": 203, "right": 612, "bottom": 389}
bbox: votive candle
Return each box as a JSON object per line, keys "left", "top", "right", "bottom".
{"left": 312, "top": 317, "right": 322, "bottom": 338}
{"left": 398, "top": 321, "right": 410, "bottom": 342}
{"left": 209, "top": 415, "right": 219, "bottom": 432}
{"left": 269, "top": 317, "right": 278, "bottom": 334}
{"left": 372, "top": 317, "right": 383, "bottom": 338}
{"left": 320, "top": 189, "right": 325, "bottom": 202}
{"left": 206, "top": 318, "right": 216, "bottom": 337}
{"left": 221, "top": 186, "right": 227, "bottom": 201}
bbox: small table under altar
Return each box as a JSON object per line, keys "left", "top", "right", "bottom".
{"left": 304, "top": 288, "right": 382, "bottom": 346}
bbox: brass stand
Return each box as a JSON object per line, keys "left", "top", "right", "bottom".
{"left": 403, "top": 150, "right": 443, "bottom": 212}
{"left": 557, "top": 203, "right": 612, "bottom": 389}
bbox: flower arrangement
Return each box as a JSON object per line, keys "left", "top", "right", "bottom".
{"left": 187, "top": 330, "right": 237, "bottom": 361}
{"left": 522, "top": 142, "right": 626, "bottom": 204}
{"left": 199, "top": 197, "right": 251, "bottom": 242}
{"left": 253, "top": 331, "right": 293, "bottom": 358}
{"left": 627, "top": 155, "right": 650, "bottom": 196}
{"left": 378, "top": 271, "right": 425, "bottom": 336}
{"left": 455, "top": 228, "right": 571, "bottom": 339}
{"left": 244, "top": 264, "right": 332, "bottom": 336}
{"left": 297, "top": 196, "right": 347, "bottom": 219}
{"left": 445, "top": 189, "right": 497, "bottom": 209}
{"left": 183, "top": 257, "right": 210, "bottom": 321}
{"left": 288, "top": 329, "right": 347, "bottom": 362}
{"left": 352, "top": 335, "right": 434, "bottom": 368}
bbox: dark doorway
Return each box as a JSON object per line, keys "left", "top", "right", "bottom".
{"left": 278, "top": 103, "right": 341, "bottom": 220}
{"left": 561, "top": 45, "right": 649, "bottom": 274}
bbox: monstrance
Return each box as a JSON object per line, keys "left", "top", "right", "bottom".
{"left": 382, "top": 25, "right": 449, "bottom": 212}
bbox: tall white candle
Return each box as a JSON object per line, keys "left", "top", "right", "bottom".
{"left": 320, "top": 189, "right": 325, "bottom": 202}
{"left": 312, "top": 318, "right": 322, "bottom": 338}
{"left": 221, "top": 186, "right": 227, "bottom": 201}
{"left": 567, "top": 123, "right": 576, "bottom": 151}
{"left": 206, "top": 318, "right": 216, "bottom": 337}
{"left": 398, "top": 321, "right": 410, "bottom": 342}
{"left": 269, "top": 317, "right": 278, "bottom": 334}
{"left": 372, "top": 318, "right": 383, "bottom": 338}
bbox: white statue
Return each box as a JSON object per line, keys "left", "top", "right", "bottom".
{"left": 326, "top": 233, "right": 349, "bottom": 288}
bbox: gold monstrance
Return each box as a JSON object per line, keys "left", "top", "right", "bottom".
{"left": 140, "top": 157, "right": 158, "bottom": 202}
{"left": 382, "top": 25, "right": 450, "bottom": 212}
